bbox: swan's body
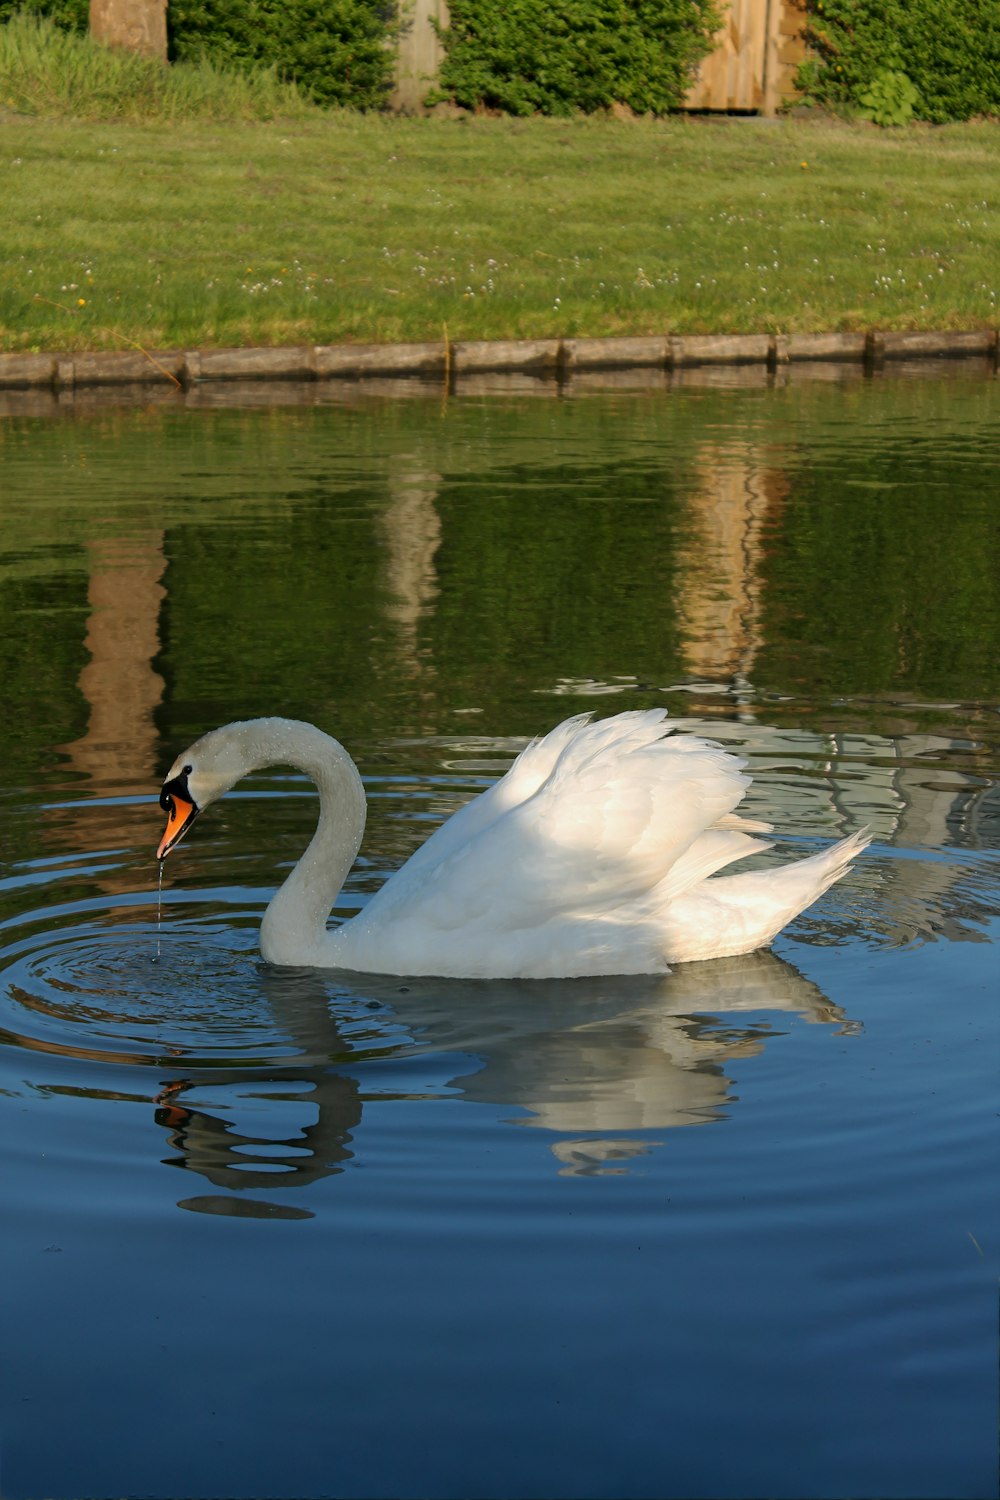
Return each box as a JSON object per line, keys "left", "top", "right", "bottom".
{"left": 157, "top": 712, "right": 869, "bottom": 979}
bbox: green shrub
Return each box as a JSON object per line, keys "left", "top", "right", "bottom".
{"left": 0, "top": 0, "right": 87, "bottom": 30}
{"left": 167, "top": 0, "right": 395, "bottom": 110}
{"left": 431, "top": 0, "right": 721, "bottom": 117}
{"left": 796, "top": 0, "right": 1000, "bottom": 124}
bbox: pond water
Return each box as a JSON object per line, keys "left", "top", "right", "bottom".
{"left": 0, "top": 367, "right": 997, "bottom": 1500}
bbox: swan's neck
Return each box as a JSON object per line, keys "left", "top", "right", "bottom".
{"left": 245, "top": 720, "right": 366, "bottom": 966}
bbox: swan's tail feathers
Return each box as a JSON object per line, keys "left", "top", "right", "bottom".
{"left": 662, "top": 827, "right": 873, "bottom": 964}
{"left": 726, "top": 826, "right": 873, "bottom": 911}
{"left": 767, "top": 825, "right": 873, "bottom": 936}
{"left": 787, "top": 826, "right": 873, "bottom": 900}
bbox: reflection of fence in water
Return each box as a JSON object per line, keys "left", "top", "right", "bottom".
{"left": 50, "top": 531, "right": 166, "bottom": 896}
{"left": 381, "top": 463, "right": 442, "bottom": 693}
{"left": 674, "top": 450, "right": 788, "bottom": 684}
{"left": 68, "top": 532, "right": 166, "bottom": 785}
{"left": 670, "top": 715, "right": 997, "bottom": 952}
{"left": 672, "top": 444, "right": 994, "bottom": 859}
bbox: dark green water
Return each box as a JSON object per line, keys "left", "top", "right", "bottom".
{"left": 0, "top": 371, "right": 997, "bottom": 1499}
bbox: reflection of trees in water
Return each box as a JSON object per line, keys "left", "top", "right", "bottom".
{"left": 147, "top": 951, "right": 854, "bottom": 1211}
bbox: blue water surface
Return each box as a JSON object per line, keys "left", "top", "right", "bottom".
{"left": 0, "top": 369, "right": 997, "bottom": 1499}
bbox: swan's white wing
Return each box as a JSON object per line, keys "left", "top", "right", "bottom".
{"left": 342, "top": 713, "right": 756, "bottom": 974}
{"left": 484, "top": 724, "right": 750, "bottom": 921}
{"left": 391, "top": 713, "right": 595, "bottom": 882}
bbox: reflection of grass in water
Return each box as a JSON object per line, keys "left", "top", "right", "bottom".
{"left": 0, "top": 50, "right": 997, "bottom": 351}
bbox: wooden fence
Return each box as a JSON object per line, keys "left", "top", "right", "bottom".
{"left": 683, "top": 0, "right": 808, "bottom": 113}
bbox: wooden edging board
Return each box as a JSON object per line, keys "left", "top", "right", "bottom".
{"left": 0, "top": 329, "right": 996, "bottom": 393}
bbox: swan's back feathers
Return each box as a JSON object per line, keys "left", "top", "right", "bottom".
{"left": 369, "top": 710, "right": 747, "bottom": 918}
{"left": 515, "top": 721, "right": 752, "bottom": 908}
{"left": 342, "top": 713, "right": 784, "bottom": 975}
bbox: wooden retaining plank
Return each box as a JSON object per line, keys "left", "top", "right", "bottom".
{"left": 870, "top": 329, "right": 996, "bottom": 362}
{"left": 313, "top": 342, "right": 447, "bottom": 378}
{"left": 193, "top": 346, "right": 316, "bottom": 382}
{"left": 0, "top": 352, "right": 57, "bottom": 388}
{"left": 562, "top": 336, "right": 668, "bottom": 370}
{"left": 71, "top": 350, "right": 185, "bottom": 386}
{"left": 0, "top": 329, "right": 996, "bottom": 393}
{"left": 780, "top": 332, "right": 868, "bottom": 363}
{"left": 451, "top": 339, "right": 561, "bottom": 374}
{"left": 669, "top": 333, "right": 772, "bottom": 366}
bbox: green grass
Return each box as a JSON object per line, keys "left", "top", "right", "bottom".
{"left": 0, "top": 13, "right": 318, "bottom": 124}
{"left": 1, "top": 79, "right": 998, "bottom": 351}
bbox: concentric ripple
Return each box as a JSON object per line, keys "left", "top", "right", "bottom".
{"left": 0, "top": 891, "right": 308, "bottom": 1068}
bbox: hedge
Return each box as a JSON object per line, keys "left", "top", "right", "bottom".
{"left": 168, "top": 0, "right": 394, "bottom": 110}
{"left": 431, "top": 0, "right": 722, "bottom": 117}
{"left": 795, "top": 0, "right": 1000, "bottom": 123}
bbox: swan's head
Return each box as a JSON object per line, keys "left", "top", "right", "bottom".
{"left": 157, "top": 723, "right": 254, "bottom": 860}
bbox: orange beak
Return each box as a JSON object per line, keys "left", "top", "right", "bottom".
{"left": 157, "top": 779, "right": 199, "bottom": 860}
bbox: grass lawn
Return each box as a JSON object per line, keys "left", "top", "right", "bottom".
{"left": 1, "top": 110, "right": 998, "bottom": 353}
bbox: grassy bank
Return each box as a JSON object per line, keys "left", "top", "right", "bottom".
{"left": 0, "top": 14, "right": 317, "bottom": 124}
{"left": 2, "top": 110, "right": 998, "bottom": 353}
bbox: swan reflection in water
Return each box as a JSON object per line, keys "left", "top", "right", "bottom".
{"left": 155, "top": 949, "right": 856, "bottom": 1213}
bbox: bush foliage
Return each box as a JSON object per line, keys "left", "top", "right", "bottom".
{"left": 0, "top": 0, "right": 87, "bottom": 27}
{"left": 431, "top": 0, "right": 721, "bottom": 117}
{"left": 796, "top": 0, "right": 1000, "bottom": 124}
{"left": 168, "top": 0, "right": 394, "bottom": 109}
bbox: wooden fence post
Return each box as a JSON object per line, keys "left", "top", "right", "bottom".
{"left": 89, "top": 0, "right": 167, "bottom": 62}
{"left": 392, "top": 0, "right": 449, "bottom": 113}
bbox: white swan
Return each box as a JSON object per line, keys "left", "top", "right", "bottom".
{"left": 157, "top": 711, "right": 870, "bottom": 979}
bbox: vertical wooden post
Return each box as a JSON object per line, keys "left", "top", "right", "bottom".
{"left": 761, "top": 0, "right": 777, "bottom": 114}
{"left": 392, "top": 0, "right": 449, "bottom": 113}
{"left": 89, "top": 0, "right": 167, "bottom": 62}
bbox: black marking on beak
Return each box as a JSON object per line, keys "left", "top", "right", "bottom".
{"left": 157, "top": 766, "right": 200, "bottom": 859}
